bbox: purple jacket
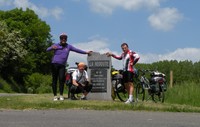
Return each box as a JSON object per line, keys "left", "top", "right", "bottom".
{"left": 46, "top": 43, "right": 87, "bottom": 66}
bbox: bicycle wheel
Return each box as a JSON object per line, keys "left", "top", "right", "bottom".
{"left": 111, "top": 80, "right": 117, "bottom": 100}
{"left": 135, "top": 82, "right": 145, "bottom": 102}
{"left": 115, "top": 80, "right": 128, "bottom": 102}
{"left": 152, "top": 87, "right": 165, "bottom": 103}
{"left": 144, "top": 88, "right": 154, "bottom": 102}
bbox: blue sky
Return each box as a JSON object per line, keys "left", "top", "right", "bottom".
{"left": 1, "top": 0, "right": 200, "bottom": 69}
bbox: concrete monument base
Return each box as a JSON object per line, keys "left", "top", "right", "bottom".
{"left": 87, "top": 52, "right": 113, "bottom": 100}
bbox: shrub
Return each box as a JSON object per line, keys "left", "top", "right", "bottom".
{"left": 0, "top": 77, "right": 13, "bottom": 93}
{"left": 24, "top": 73, "right": 52, "bottom": 93}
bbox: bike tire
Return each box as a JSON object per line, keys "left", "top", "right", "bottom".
{"left": 143, "top": 88, "right": 153, "bottom": 102}
{"left": 135, "top": 82, "right": 145, "bottom": 102}
{"left": 115, "top": 80, "right": 128, "bottom": 102}
{"left": 152, "top": 87, "right": 165, "bottom": 103}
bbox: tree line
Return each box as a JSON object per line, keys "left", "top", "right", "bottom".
{"left": 0, "top": 8, "right": 199, "bottom": 92}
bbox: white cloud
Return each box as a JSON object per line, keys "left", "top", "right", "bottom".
{"left": 87, "top": 0, "right": 160, "bottom": 14}
{"left": 123, "top": 0, "right": 160, "bottom": 10}
{"left": 159, "top": 48, "right": 200, "bottom": 62}
{"left": 13, "top": 0, "right": 63, "bottom": 20}
{"left": 87, "top": 0, "right": 116, "bottom": 14}
{"left": 87, "top": 0, "right": 183, "bottom": 31}
{"left": 139, "top": 53, "right": 160, "bottom": 63}
{"left": 67, "top": 40, "right": 200, "bottom": 69}
{"left": 148, "top": 7, "right": 183, "bottom": 31}
{"left": 51, "top": 7, "right": 63, "bottom": 20}
{"left": 139, "top": 48, "right": 200, "bottom": 63}
{"left": 0, "top": 0, "right": 12, "bottom": 6}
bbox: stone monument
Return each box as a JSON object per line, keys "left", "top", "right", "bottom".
{"left": 87, "top": 52, "right": 112, "bottom": 100}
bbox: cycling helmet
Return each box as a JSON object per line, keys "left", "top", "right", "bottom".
{"left": 59, "top": 33, "right": 68, "bottom": 39}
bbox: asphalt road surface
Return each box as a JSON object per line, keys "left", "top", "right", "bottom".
{"left": 0, "top": 109, "right": 199, "bottom": 127}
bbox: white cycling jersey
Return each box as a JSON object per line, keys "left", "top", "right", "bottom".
{"left": 72, "top": 69, "right": 88, "bottom": 84}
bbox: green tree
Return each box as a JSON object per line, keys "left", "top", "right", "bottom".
{"left": 0, "top": 21, "right": 27, "bottom": 79}
{"left": 0, "top": 8, "right": 53, "bottom": 84}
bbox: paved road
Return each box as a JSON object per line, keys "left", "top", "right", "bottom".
{"left": 0, "top": 109, "right": 199, "bottom": 127}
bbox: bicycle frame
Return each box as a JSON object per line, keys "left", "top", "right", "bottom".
{"left": 112, "top": 69, "right": 166, "bottom": 103}
{"left": 136, "top": 69, "right": 166, "bottom": 103}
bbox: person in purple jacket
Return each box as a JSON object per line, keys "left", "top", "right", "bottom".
{"left": 46, "top": 33, "right": 92, "bottom": 101}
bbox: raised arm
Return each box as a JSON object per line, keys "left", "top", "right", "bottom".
{"left": 70, "top": 45, "right": 92, "bottom": 55}
{"left": 46, "top": 44, "right": 58, "bottom": 51}
{"left": 106, "top": 52, "right": 122, "bottom": 60}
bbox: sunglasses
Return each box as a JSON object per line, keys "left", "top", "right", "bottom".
{"left": 60, "top": 37, "right": 67, "bottom": 40}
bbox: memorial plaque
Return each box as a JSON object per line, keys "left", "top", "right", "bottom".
{"left": 88, "top": 60, "right": 110, "bottom": 69}
{"left": 90, "top": 69, "right": 107, "bottom": 92}
{"left": 87, "top": 52, "right": 112, "bottom": 100}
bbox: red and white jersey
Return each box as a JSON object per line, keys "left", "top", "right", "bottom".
{"left": 113, "top": 50, "right": 140, "bottom": 72}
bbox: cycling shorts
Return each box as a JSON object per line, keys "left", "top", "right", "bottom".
{"left": 123, "top": 71, "right": 134, "bottom": 83}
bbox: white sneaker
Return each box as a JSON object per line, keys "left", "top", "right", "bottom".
{"left": 125, "top": 99, "right": 133, "bottom": 104}
{"left": 60, "top": 96, "right": 64, "bottom": 101}
{"left": 53, "top": 96, "right": 58, "bottom": 101}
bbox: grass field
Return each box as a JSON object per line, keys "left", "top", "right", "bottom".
{"left": 0, "top": 81, "right": 200, "bottom": 112}
{"left": 165, "top": 82, "right": 200, "bottom": 107}
{"left": 0, "top": 93, "right": 200, "bottom": 112}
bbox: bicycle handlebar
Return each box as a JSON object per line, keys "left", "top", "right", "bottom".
{"left": 138, "top": 69, "right": 166, "bottom": 78}
{"left": 138, "top": 69, "right": 157, "bottom": 76}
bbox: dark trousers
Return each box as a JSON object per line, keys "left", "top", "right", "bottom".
{"left": 70, "top": 84, "right": 92, "bottom": 95}
{"left": 51, "top": 63, "right": 65, "bottom": 96}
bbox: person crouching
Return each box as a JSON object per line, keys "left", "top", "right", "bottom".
{"left": 70, "top": 62, "right": 92, "bottom": 100}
